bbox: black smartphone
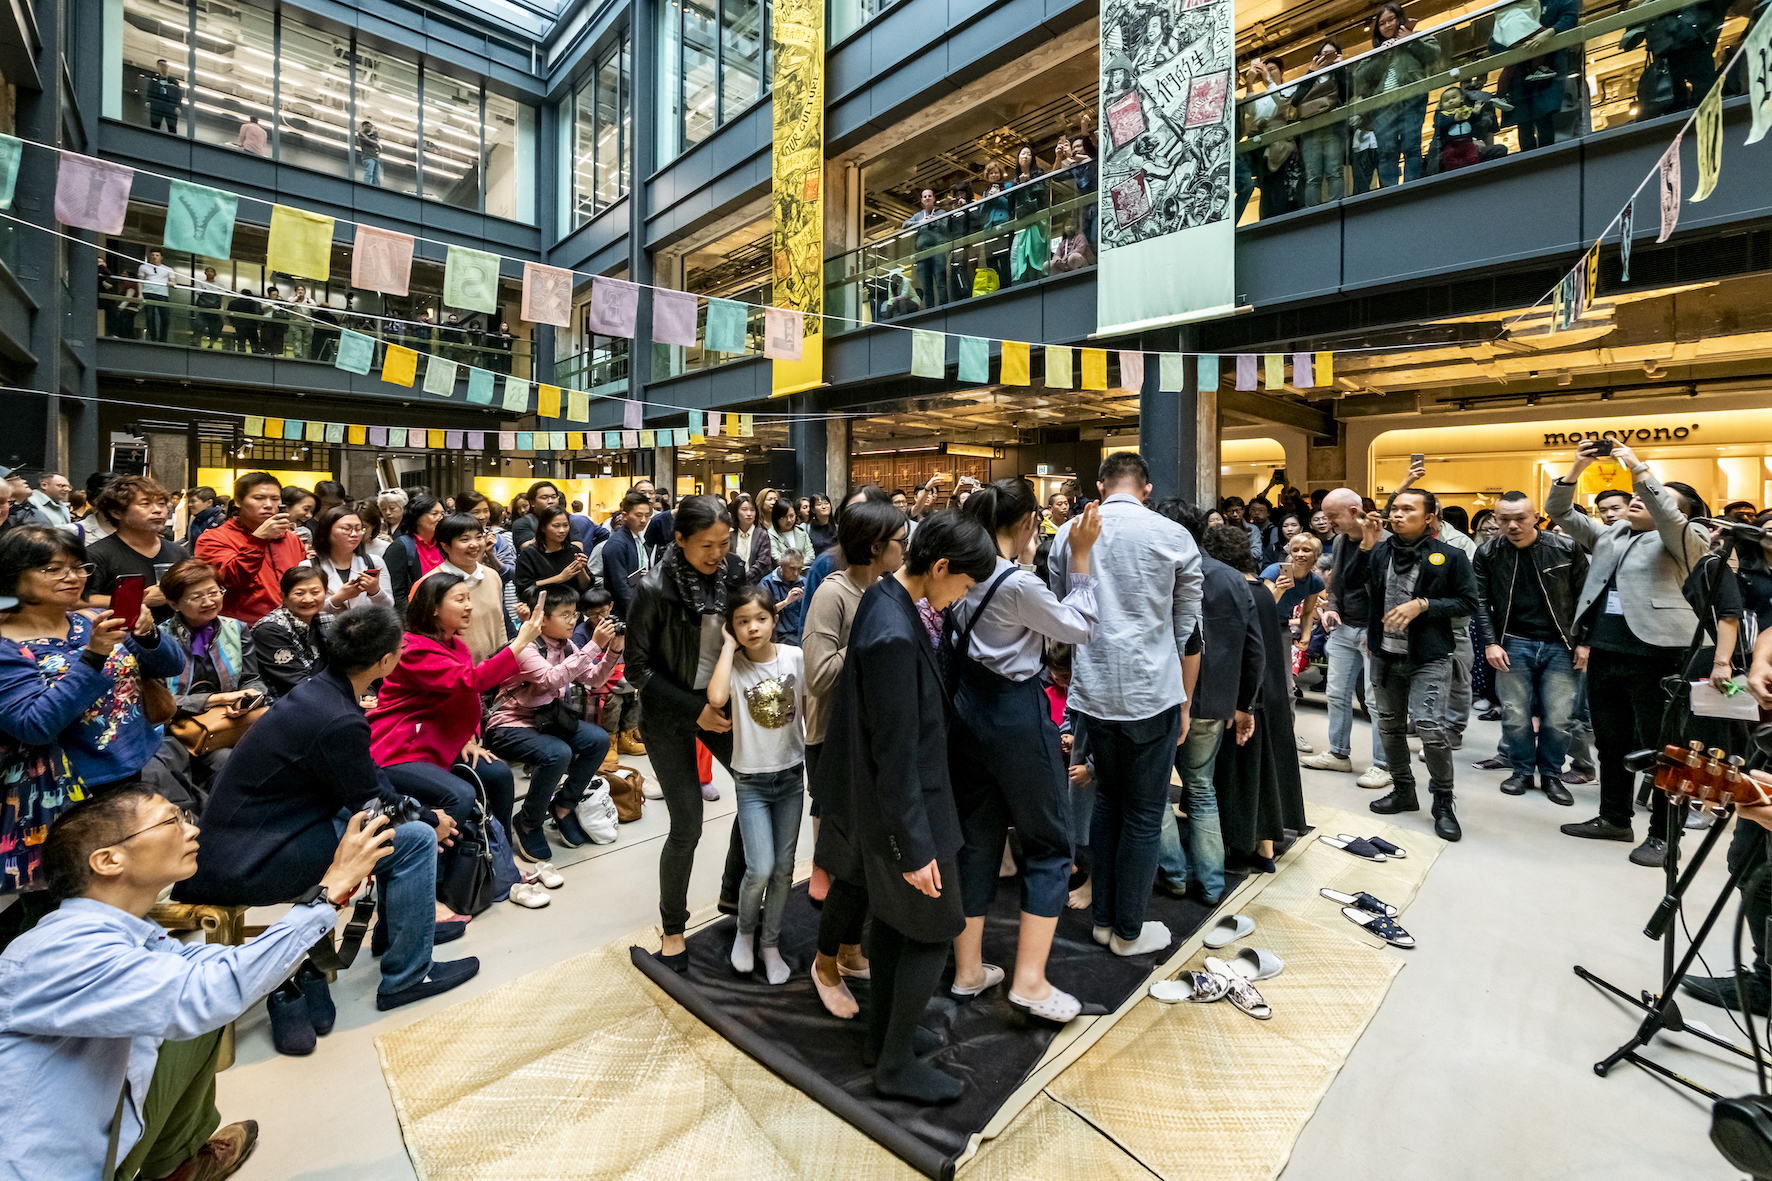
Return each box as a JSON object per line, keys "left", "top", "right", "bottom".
{"left": 109, "top": 573, "right": 146, "bottom": 626}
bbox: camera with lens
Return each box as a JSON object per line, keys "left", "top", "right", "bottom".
{"left": 609, "top": 620, "right": 626, "bottom": 636}
{"left": 1589, "top": 438, "right": 1615, "bottom": 457}
{"left": 362, "top": 794, "right": 432, "bottom": 827}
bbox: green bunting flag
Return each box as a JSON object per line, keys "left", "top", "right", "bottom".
{"left": 282, "top": 419, "right": 304, "bottom": 440}
{"left": 165, "top": 180, "right": 237, "bottom": 258}
{"left": 705, "top": 299, "right": 748, "bottom": 353}
{"left": 423, "top": 356, "right": 459, "bottom": 397}
{"left": 1198, "top": 354, "right": 1219, "bottom": 390}
{"left": 1158, "top": 353, "right": 1185, "bottom": 392}
{"left": 502, "top": 378, "right": 531, "bottom": 414}
{"left": 911, "top": 330, "right": 944, "bottom": 378}
{"left": 334, "top": 330, "right": 374, "bottom": 375}
{"left": 443, "top": 245, "right": 501, "bottom": 314}
{"left": 465, "top": 367, "right": 494, "bottom": 405}
{"left": 958, "top": 336, "right": 990, "bottom": 384}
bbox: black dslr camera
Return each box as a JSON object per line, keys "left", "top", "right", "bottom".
{"left": 362, "top": 794, "right": 432, "bottom": 827}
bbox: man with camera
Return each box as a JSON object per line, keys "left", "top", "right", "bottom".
{"left": 1547, "top": 439, "right": 1709, "bottom": 867}
{"left": 173, "top": 608, "right": 479, "bottom": 1012}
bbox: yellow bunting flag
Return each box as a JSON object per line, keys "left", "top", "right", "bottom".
{"left": 347, "top": 425, "right": 367, "bottom": 445}
{"left": 1045, "top": 347, "right": 1073, "bottom": 390}
{"left": 266, "top": 205, "right": 335, "bottom": 282}
{"left": 264, "top": 417, "right": 284, "bottom": 438}
{"left": 428, "top": 430, "right": 445, "bottom": 449}
{"left": 1264, "top": 353, "right": 1284, "bottom": 388}
{"left": 382, "top": 345, "right": 418, "bottom": 387}
{"left": 1000, "top": 341, "right": 1030, "bottom": 385}
{"left": 739, "top": 413, "right": 755, "bottom": 437}
{"left": 568, "top": 432, "right": 585, "bottom": 450}
{"left": 1315, "top": 351, "right": 1333, "bottom": 387}
{"left": 1693, "top": 82, "right": 1723, "bottom": 202}
{"left": 1080, "top": 348, "right": 1108, "bottom": 391}
{"left": 538, "top": 385, "right": 561, "bottom": 418}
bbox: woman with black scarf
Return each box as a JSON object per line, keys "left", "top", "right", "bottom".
{"left": 626, "top": 495, "right": 749, "bottom": 972}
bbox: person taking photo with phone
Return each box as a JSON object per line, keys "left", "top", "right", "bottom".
{"left": 514, "top": 505, "right": 593, "bottom": 601}
{"left": 84, "top": 475, "right": 190, "bottom": 626}
{"left": 194, "top": 472, "right": 308, "bottom": 626}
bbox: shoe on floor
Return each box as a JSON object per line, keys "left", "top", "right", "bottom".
{"left": 512, "top": 816, "right": 553, "bottom": 863}
{"left": 509, "top": 882, "right": 552, "bottom": 908}
{"left": 1542, "top": 777, "right": 1574, "bottom": 806}
{"left": 1681, "top": 972, "right": 1772, "bottom": 1016}
{"left": 532, "top": 861, "right": 565, "bottom": 889}
{"left": 1431, "top": 795, "right": 1462, "bottom": 842}
{"left": 701, "top": 783, "right": 720, "bottom": 801}
{"left": 1294, "top": 735, "right": 1313, "bottom": 753}
{"left": 1561, "top": 816, "right": 1634, "bottom": 842}
{"left": 619, "top": 729, "right": 648, "bottom": 756}
{"left": 642, "top": 777, "right": 664, "bottom": 800}
{"left": 295, "top": 962, "right": 335, "bottom": 1036}
{"left": 1629, "top": 837, "right": 1668, "bottom": 867}
{"left": 1355, "top": 765, "right": 1393, "bottom": 789}
{"left": 1499, "top": 774, "right": 1533, "bottom": 796}
{"left": 376, "top": 956, "right": 481, "bottom": 1010}
{"left": 1302, "top": 751, "right": 1353, "bottom": 773}
{"left": 950, "top": 963, "right": 1004, "bottom": 1000}
{"left": 1479, "top": 707, "right": 1503, "bottom": 721}
{"left": 1473, "top": 756, "right": 1510, "bottom": 771}
{"left": 1563, "top": 767, "right": 1595, "bottom": 785}
{"left": 551, "top": 807, "right": 591, "bottom": 848}
{"left": 266, "top": 981, "right": 316, "bottom": 1056}
{"left": 158, "top": 1119, "right": 259, "bottom": 1181}
{"left": 1109, "top": 921, "right": 1173, "bottom": 957}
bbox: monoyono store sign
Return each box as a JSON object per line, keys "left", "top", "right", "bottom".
{"left": 1542, "top": 422, "right": 1698, "bottom": 445}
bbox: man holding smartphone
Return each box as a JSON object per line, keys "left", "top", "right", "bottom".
{"left": 86, "top": 475, "right": 190, "bottom": 625}
{"left": 195, "top": 473, "right": 308, "bottom": 625}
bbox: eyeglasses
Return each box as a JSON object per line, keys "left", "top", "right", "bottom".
{"left": 36, "top": 562, "right": 96, "bottom": 582}
{"left": 105, "top": 810, "right": 194, "bottom": 848}
{"left": 336, "top": 524, "right": 366, "bottom": 534}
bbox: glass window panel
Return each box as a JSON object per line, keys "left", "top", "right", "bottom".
{"left": 422, "top": 67, "right": 481, "bottom": 210}
{"left": 190, "top": 0, "right": 275, "bottom": 153}
{"left": 595, "top": 51, "right": 619, "bottom": 211}
{"left": 485, "top": 92, "right": 536, "bottom": 224}
{"left": 276, "top": 16, "right": 351, "bottom": 178}
{"left": 657, "top": 0, "right": 682, "bottom": 162}
{"left": 681, "top": 0, "right": 716, "bottom": 148}
{"left": 115, "top": 0, "right": 190, "bottom": 133}
{"left": 719, "top": 0, "right": 761, "bottom": 121}
{"left": 620, "top": 42, "right": 631, "bottom": 196}
{"left": 572, "top": 75, "right": 596, "bottom": 226}
{"left": 353, "top": 46, "right": 419, "bottom": 196}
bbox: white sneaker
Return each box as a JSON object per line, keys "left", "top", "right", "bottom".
{"left": 532, "top": 862, "right": 565, "bottom": 889}
{"left": 1295, "top": 735, "right": 1314, "bottom": 753}
{"left": 642, "top": 778, "right": 664, "bottom": 801}
{"left": 509, "top": 882, "right": 551, "bottom": 908}
{"left": 1302, "top": 751, "right": 1354, "bottom": 773}
{"left": 1356, "top": 765, "right": 1394, "bottom": 790}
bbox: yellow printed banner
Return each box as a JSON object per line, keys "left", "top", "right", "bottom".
{"left": 347, "top": 425, "right": 367, "bottom": 445}
{"left": 383, "top": 345, "right": 418, "bottom": 386}
{"left": 538, "top": 385, "right": 561, "bottom": 418}
{"left": 769, "top": 0, "right": 824, "bottom": 397}
{"left": 267, "top": 205, "right": 334, "bottom": 282}
{"left": 1315, "top": 351, "right": 1333, "bottom": 386}
{"left": 1001, "top": 341, "right": 1030, "bottom": 385}
{"left": 1080, "top": 348, "right": 1108, "bottom": 390}
{"left": 428, "top": 430, "right": 446, "bottom": 449}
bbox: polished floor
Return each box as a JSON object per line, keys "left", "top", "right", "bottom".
{"left": 214, "top": 705, "right": 1753, "bottom": 1180}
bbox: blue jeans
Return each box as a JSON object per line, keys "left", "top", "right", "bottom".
{"left": 362, "top": 157, "right": 381, "bottom": 186}
{"left": 1372, "top": 95, "right": 1429, "bottom": 187}
{"left": 1158, "top": 717, "right": 1227, "bottom": 901}
{"left": 485, "top": 720, "right": 610, "bottom": 829}
{"left": 734, "top": 765, "right": 804, "bottom": 946}
{"left": 384, "top": 758, "right": 518, "bottom": 847}
{"left": 1325, "top": 624, "right": 1384, "bottom": 766}
{"left": 1494, "top": 636, "right": 1578, "bottom": 779}
{"left": 1077, "top": 706, "right": 1183, "bottom": 942}
{"left": 334, "top": 813, "right": 439, "bottom": 995}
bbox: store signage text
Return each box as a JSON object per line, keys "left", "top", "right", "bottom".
{"left": 1542, "top": 424, "right": 1699, "bottom": 446}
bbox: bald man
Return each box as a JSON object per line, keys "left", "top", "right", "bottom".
{"left": 1301, "top": 488, "right": 1391, "bottom": 788}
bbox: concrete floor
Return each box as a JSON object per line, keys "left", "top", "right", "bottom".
{"left": 213, "top": 704, "right": 1758, "bottom": 1181}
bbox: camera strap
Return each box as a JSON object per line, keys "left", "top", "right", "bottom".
{"left": 332, "top": 879, "right": 378, "bottom": 969}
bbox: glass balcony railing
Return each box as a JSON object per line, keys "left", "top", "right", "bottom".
{"left": 552, "top": 346, "right": 631, "bottom": 394}
{"left": 654, "top": 281, "right": 770, "bottom": 380}
{"left": 97, "top": 288, "right": 533, "bottom": 378}
{"left": 1231, "top": 0, "right": 1756, "bottom": 217}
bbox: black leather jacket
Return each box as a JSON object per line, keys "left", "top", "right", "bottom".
{"left": 1471, "top": 530, "right": 1588, "bottom": 650}
{"left": 625, "top": 551, "right": 746, "bottom": 732}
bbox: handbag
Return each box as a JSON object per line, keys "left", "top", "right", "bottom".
{"left": 970, "top": 266, "right": 1000, "bottom": 297}
{"left": 0, "top": 738, "right": 86, "bottom": 895}
{"left": 169, "top": 703, "right": 268, "bottom": 756}
{"left": 606, "top": 765, "right": 647, "bottom": 823}
{"left": 436, "top": 763, "right": 497, "bottom": 916}
{"left": 142, "top": 678, "right": 177, "bottom": 726}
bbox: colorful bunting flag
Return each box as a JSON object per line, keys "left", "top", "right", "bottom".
{"left": 549, "top": 431, "right": 568, "bottom": 450}
{"left": 1080, "top": 349, "right": 1108, "bottom": 391}
{"left": 689, "top": 410, "right": 704, "bottom": 435}
{"left": 1198, "top": 354, "right": 1219, "bottom": 390}
{"left": 444, "top": 245, "right": 500, "bottom": 315}
{"left": 568, "top": 432, "right": 585, "bottom": 450}
{"left": 265, "top": 417, "right": 284, "bottom": 438}
{"left": 465, "top": 367, "right": 494, "bottom": 405}
{"left": 1620, "top": 200, "right": 1635, "bottom": 282}
{"left": 351, "top": 225, "right": 415, "bottom": 296}
{"left": 335, "top": 330, "right": 373, "bottom": 374}
{"left": 958, "top": 337, "right": 990, "bottom": 383}
{"left": 446, "top": 430, "right": 463, "bottom": 449}
{"left": 244, "top": 415, "right": 264, "bottom": 436}
{"left": 382, "top": 345, "right": 417, "bottom": 387}
{"left": 1693, "top": 83, "right": 1723, "bottom": 202}
{"left": 520, "top": 261, "right": 572, "bottom": 326}
{"left": 1236, "top": 354, "right": 1257, "bottom": 391}
{"left": 498, "top": 431, "right": 515, "bottom": 449}
{"left": 348, "top": 425, "right": 367, "bottom": 445}
{"left": 283, "top": 419, "right": 304, "bottom": 440}
{"left": 407, "top": 429, "right": 425, "bottom": 449}
{"left": 1658, "top": 138, "right": 1681, "bottom": 243}
{"left": 763, "top": 308, "right": 803, "bottom": 361}
{"left": 1292, "top": 352, "right": 1313, "bottom": 389}
{"left": 623, "top": 400, "right": 642, "bottom": 430}
{"left": 502, "top": 378, "right": 532, "bottom": 414}
{"left": 423, "top": 356, "right": 459, "bottom": 397}
{"left": 911, "top": 330, "right": 944, "bottom": 378}
{"left": 1264, "top": 353, "right": 1283, "bottom": 389}
{"left": 467, "top": 431, "right": 484, "bottom": 450}
{"left": 589, "top": 277, "right": 640, "bottom": 338}
{"left": 267, "top": 204, "right": 334, "bottom": 281}
{"left": 0, "top": 135, "right": 20, "bottom": 210}
{"left": 1749, "top": 10, "right": 1772, "bottom": 145}
{"left": 54, "top": 154, "right": 133, "bottom": 234}
{"left": 324, "top": 423, "right": 344, "bottom": 444}
{"left": 640, "top": 429, "right": 657, "bottom": 447}
{"left": 388, "top": 428, "right": 408, "bottom": 447}
{"left": 165, "top": 180, "right": 236, "bottom": 258}
{"left": 674, "top": 428, "right": 691, "bottom": 446}
{"left": 738, "top": 414, "right": 754, "bottom": 437}
{"left": 603, "top": 431, "right": 622, "bottom": 448}
{"left": 653, "top": 288, "right": 699, "bottom": 346}
{"left": 1117, "top": 350, "right": 1144, "bottom": 392}
{"left": 304, "top": 420, "right": 324, "bottom": 442}
{"left": 1045, "top": 347, "right": 1073, "bottom": 390}
{"left": 622, "top": 430, "right": 640, "bottom": 449}
{"left": 427, "top": 429, "right": 445, "bottom": 449}
{"left": 1158, "top": 353, "right": 1185, "bottom": 392}
{"left": 706, "top": 299, "right": 748, "bottom": 353}
{"left": 568, "top": 389, "right": 590, "bottom": 421}
{"left": 537, "top": 385, "right": 561, "bottom": 418}
{"left": 1001, "top": 342, "right": 1030, "bottom": 385}
{"left": 368, "top": 426, "right": 387, "bottom": 447}
{"left": 1314, "top": 351, "right": 1332, "bottom": 387}
{"left": 708, "top": 413, "right": 723, "bottom": 437}
{"left": 516, "top": 431, "right": 534, "bottom": 451}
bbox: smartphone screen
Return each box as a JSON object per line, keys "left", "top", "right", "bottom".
{"left": 110, "top": 573, "right": 146, "bottom": 625}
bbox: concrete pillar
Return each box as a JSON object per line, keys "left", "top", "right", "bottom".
{"left": 1140, "top": 329, "right": 1199, "bottom": 503}
{"left": 790, "top": 393, "right": 826, "bottom": 500}
{"left": 825, "top": 415, "right": 851, "bottom": 501}
{"left": 653, "top": 445, "right": 676, "bottom": 495}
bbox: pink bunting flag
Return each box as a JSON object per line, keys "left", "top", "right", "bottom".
{"left": 1117, "top": 350, "right": 1144, "bottom": 392}
{"left": 653, "top": 288, "right": 699, "bottom": 346}
{"left": 621, "top": 430, "right": 640, "bottom": 449}
{"left": 368, "top": 426, "right": 388, "bottom": 447}
{"left": 499, "top": 431, "right": 517, "bottom": 450}
{"left": 445, "top": 430, "right": 463, "bottom": 449}
{"left": 708, "top": 412, "right": 723, "bottom": 438}
{"left": 1292, "top": 352, "right": 1314, "bottom": 388}
{"left": 521, "top": 261, "right": 573, "bottom": 327}
{"left": 1657, "top": 137, "right": 1682, "bottom": 244}
{"left": 588, "top": 276, "right": 640, "bottom": 338}
{"left": 623, "top": 399, "right": 642, "bottom": 430}
{"left": 763, "top": 308, "right": 804, "bottom": 361}
{"left": 350, "top": 225, "right": 415, "bottom": 296}
{"left": 467, "top": 431, "right": 484, "bottom": 450}
{"left": 1235, "top": 354, "right": 1258, "bottom": 390}
{"left": 55, "top": 155, "right": 134, "bottom": 234}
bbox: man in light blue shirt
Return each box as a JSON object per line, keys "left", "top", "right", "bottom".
{"left": 0, "top": 786, "right": 391, "bottom": 1181}
{"left": 1048, "top": 452, "right": 1201, "bottom": 958}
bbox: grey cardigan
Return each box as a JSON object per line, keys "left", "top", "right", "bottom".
{"left": 1545, "top": 469, "right": 1707, "bottom": 649}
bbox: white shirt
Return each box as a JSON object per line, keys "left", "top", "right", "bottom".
{"left": 138, "top": 263, "right": 177, "bottom": 297}
{"left": 949, "top": 556, "right": 1098, "bottom": 682}
{"left": 728, "top": 645, "right": 806, "bottom": 774}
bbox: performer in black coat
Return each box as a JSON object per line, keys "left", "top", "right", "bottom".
{"left": 812, "top": 510, "right": 997, "bottom": 1103}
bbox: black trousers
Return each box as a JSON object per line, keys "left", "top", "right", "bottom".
{"left": 1730, "top": 821, "right": 1772, "bottom": 985}
{"left": 1588, "top": 647, "right": 1679, "bottom": 837}
{"left": 644, "top": 721, "right": 745, "bottom": 936}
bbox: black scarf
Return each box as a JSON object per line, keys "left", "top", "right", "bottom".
{"left": 664, "top": 545, "right": 729, "bottom": 615}
{"left": 1388, "top": 529, "right": 1433, "bottom": 572}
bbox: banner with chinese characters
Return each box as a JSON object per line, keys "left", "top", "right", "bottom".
{"left": 769, "top": 0, "right": 824, "bottom": 397}
{"left": 1097, "top": 0, "right": 1237, "bottom": 334}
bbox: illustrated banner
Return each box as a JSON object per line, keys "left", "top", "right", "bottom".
{"left": 769, "top": 0, "right": 824, "bottom": 396}
{"left": 1097, "top": 0, "right": 1236, "bottom": 334}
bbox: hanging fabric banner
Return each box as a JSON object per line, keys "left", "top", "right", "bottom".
{"left": 706, "top": 299, "right": 748, "bottom": 353}
{"left": 568, "top": 389, "right": 590, "bottom": 421}
{"left": 1197, "top": 354, "right": 1219, "bottom": 391}
{"left": 739, "top": 414, "right": 755, "bottom": 437}
{"left": 446, "top": 430, "right": 464, "bottom": 449}
{"left": 550, "top": 431, "right": 569, "bottom": 451}
{"left": 428, "top": 430, "right": 446, "bottom": 449}
{"left": 537, "top": 385, "right": 561, "bottom": 418}
{"left": 283, "top": 419, "right": 305, "bottom": 441}
{"left": 382, "top": 345, "right": 417, "bottom": 387}
{"left": 561, "top": 431, "right": 579, "bottom": 449}
{"left": 351, "top": 226, "right": 415, "bottom": 296}
{"left": 1584, "top": 250, "right": 1600, "bottom": 318}
{"left": 1292, "top": 352, "right": 1313, "bottom": 389}
{"left": 244, "top": 415, "right": 264, "bottom": 436}
{"left": 958, "top": 337, "right": 991, "bottom": 383}
{"left": 264, "top": 417, "right": 284, "bottom": 438}
{"left": 408, "top": 430, "right": 427, "bottom": 451}
{"left": 335, "top": 330, "right": 374, "bottom": 375}
{"left": 1080, "top": 349, "right": 1108, "bottom": 390}
{"left": 1158, "top": 353, "right": 1186, "bottom": 392}
{"left": 348, "top": 425, "right": 368, "bottom": 445}
{"left": 465, "top": 367, "right": 495, "bottom": 405}
{"left": 589, "top": 276, "right": 640, "bottom": 338}
{"left": 1750, "top": 10, "right": 1772, "bottom": 145}
{"left": 689, "top": 410, "right": 704, "bottom": 435}
{"left": 623, "top": 399, "right": 643, "bottom": 430}
{"left": 1693, "top": 84, "right": 1724, "bottom": 202}
{"left": 267, "top": 205, "right": 334, "bottom": 281}
{"left": 517, "top": 431, "right": 534, "bottom": 451}
{"left": 1045, "top": 347, "right": 1073, "bottom": 390}
{"left": 622, "top": 430, "right": 640, "bottom": 449}
{"left": 1263, "top": 353, "right": 1283, "bottom": 389}
{"left": 763, "top": 308, "right": 804, "bottom": 361}
{"left": 444, "top": 245, "right": 501, "bottom": 315}
{"left": 368, "top": 426, "right": 387, "bottom": 447}
{"left": 467, "top": 431, "right": 484, "bottom": 450}
{"left": 423, "top": 356, "right": 459, "bottom": 397}
{"left": 324, "top": 423, "right": 345, "bottom": 444}
{"left": 769, "top": 0, "right": 824, "bottom": 396}
{"left": 0, "top": 134, "right": 21, "bottom": 210}
{"left": 604, "top": 431, "right": 622, "bottom": 448}
{"left": 640, "top": 429, "right": 657, "bottom": 448}
{"left": 653, "top": 288, "right": 699, "bottom": 346}
{"left": 388, "top": 428, "right": 408, "bottom": 448}
{"left": 304, "top": 421, "right": 324, "bottom": 442}
{"left": 1658, "top": 138, "right": 1682, "bottom": 243}
{"left": 165, "top": 180, "right": 237, "bottom": 258}
{"left": 708, "top": 413, "right": 723, "bottom": 437}
{"left": 1117, "top": 350, "right": 1144, "bottom": 392}
{"left": 1235, "top": 354, "right": 1257, "bottom": 391}
{"left": 1314, "top": 351, "right": 1332, "bottom": 387}
{"left": 1000, "top": 341, "right": 1030, "bottom": 385}
{"left": 520, "top": 261, "right": 573, "bottom": 326}
{"left": 502, "top": 378, "right": 532, "bottom": 414}
{"left": 674, "top": 428, "right": 691, "bottom": 446}
{"left": 498, "top": 431, "right": 516, "bottom": 450}
{"left": 911, "top": 330, "right": 945, "bottom": 378}
{"left": 55, "top": 155, "right": 134, "bottom": 234}
{"left": 1620, "top": 200, "right": 1635, "bottom": 282}
{"left": 1096, "top": 0, "right": 1235, "bottom": 335}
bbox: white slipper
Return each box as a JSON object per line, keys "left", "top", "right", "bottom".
{"left": 950, "top": 963, "right": 1004, "bottom": 999}
{"left": 1151, "top": 971, "right": 1230, "bottom": 1004}
{"left": 1008, "top": 986, "right": 1082, "bottom": 1023}
{"left": 1091, "top": 925, "right": 1111, "bottom": 947}
{"left": 1229, "top": 947, "right": 1284, "bottom": 981}
{"left": 1203, "top": 913, "right": 1255, "bottom": 949}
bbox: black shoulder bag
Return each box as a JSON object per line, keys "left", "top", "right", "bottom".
{"left": 436, "top": 763, "right": 497, "bottom": 916}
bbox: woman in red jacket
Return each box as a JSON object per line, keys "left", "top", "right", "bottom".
{"left": 370, "top": 570, "right": 544, "bottom": 837}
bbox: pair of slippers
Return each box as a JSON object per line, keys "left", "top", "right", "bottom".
{"left": 1321, "top": 834, "right": 1408, "bottom": 862}
{"left": 1151, "top": 952, "right": 1280, "bottom": 1019}
{"left": 1320, "top": 888, "right": 1416, "bottom": 948}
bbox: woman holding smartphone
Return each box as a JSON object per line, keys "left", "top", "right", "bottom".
{"left": 158, "top": 558, "right": 270, "bottom": 785}
{"left": 312, "top": 504, "right": 393, "bottom": 616}
{"left": 514, "top": 505, "right": 592, "bottom": 600}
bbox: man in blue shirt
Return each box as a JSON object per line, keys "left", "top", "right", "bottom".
{"left": 0, "top": 786, "right": 391, "bottom": 1181}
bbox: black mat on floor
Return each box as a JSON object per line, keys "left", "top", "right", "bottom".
{"left": 630, "top": 871, "right": 1243, "bottom": 1180}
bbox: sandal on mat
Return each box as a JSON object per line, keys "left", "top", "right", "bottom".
{"left": 1341, "top": 906, "right": 1416, "bottom": 948}
{"left": 1320, "top": 888, "right": 1399, "bottom": 917}
{"left": 1320, "top": 836, "right": 1387, "bottom": 862}
{"left": 1204, "top": 958, "right": 1272, "bottom": 1020}
{"left": 1203, "top": 913, "right": 1255, "bottom": 949}
{"left": 1339, "top": 834, "right": 1408, "bottom": 859}
{"left": 1008, "top": 986, "right": 1082, "bottom": 1024}
{"left": 1229, "top": 947, "right": 1284, "bottom": 981}
{"left": 1151, "top": 971, "right": 1230, "bottom": 1004}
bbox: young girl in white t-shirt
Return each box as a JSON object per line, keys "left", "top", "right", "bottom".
{"left": 708, "top": 584, "right": 807, "bottom": 984}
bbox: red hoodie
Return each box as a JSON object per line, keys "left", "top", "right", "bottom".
{"left": 194, "top": 517, "right": 309, "bottom": 624}
{"left": 369, "top": 632, "right": 519, "bottom": 769}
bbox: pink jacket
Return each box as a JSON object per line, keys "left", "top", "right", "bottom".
{"left": 369, "top": 632, "right": 518, "bottom": 769}
{"left": 486, "top": 636, "right": 622, "bottom": 730}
